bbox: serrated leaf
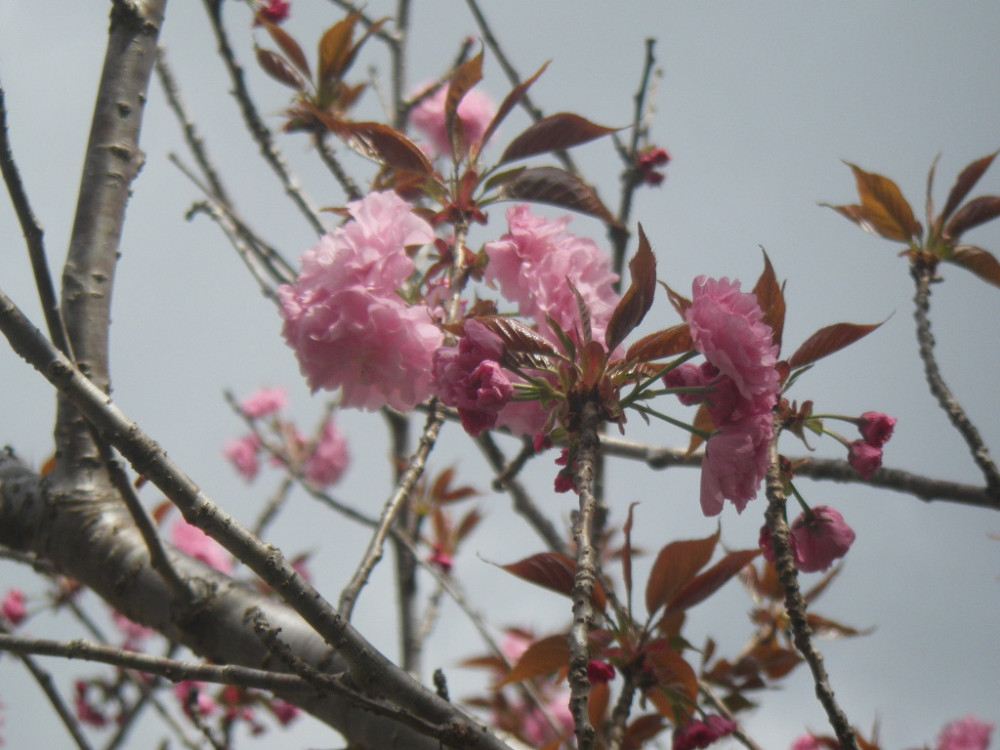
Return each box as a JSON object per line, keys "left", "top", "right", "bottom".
{"left": 500, "top": 552, "right": 607, "bottom": 610}
{"left": 499, "top": 634, "right": 569, "bottom": 685}
{"left": 752, "top": 251, "right": 785, "bottom": 352}
{"left": 499, "top": 112, "right": 618, "bottom": 165}
{"left": 787, "top": 321, "right": 882, "bottom": 369}
{"left": 847, "top": 162, "right": 922, "bottom": 241}
{"left": 659, "top": 281, "right": 690, "bottom": 319}
{"left": 482, "top": 61, "right": 550, "bottom": 148}
{"left": 318, "top": 13, "right": 359, "bottom": 87}
{"left": 625, "top": 324, "right": 693, "bottom": 363}
{"left": 256, "top": 48, "right": 307, "bottom": 90}
{"left": 666, "top": 548, "right": 761, "bottom": 615}
{"left": 482, "top": 166, "right": 527, "bottom": 194}
{"left": 645, "top": 529, "right": 719, "bottom": 618}
{"left": 497, "top": 166, "right": 617, "bottom": 224}
{"left": 475, "top": 316, "right": 560, "bottom": 357}
{"left": 446, "top": 51, "right": 484, "bottom": 161}
{"left": 944, "top": 195, "right": 1000, "bottom": 240}
{"left": 263, "top": 22, "right": 310, "bottom": 78}
{"left": 606, "top": 224, "right": 657, "bottom": 352}
{"left": 320, "top": 117, "right": 433, "bottom": 174}
{"left": 941, "top": 151, "right": 999, "bottom": 222}
{"left": 948, "top": 245, "right": 1000, "bottom": 288}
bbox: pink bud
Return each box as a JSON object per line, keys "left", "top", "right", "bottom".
{"left": 858, "top": 411, "right": 896, "bottom": 447}
{"left": 1, "top": 588, "right": 26, "bottom": 626}
{"left": 790, "top": 506, "right": 856, "bottom": 573}
{"left": 848, "top": 441, "right": 882, "bottom": 480}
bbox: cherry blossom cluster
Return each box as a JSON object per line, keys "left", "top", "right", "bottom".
{"left": 791, "top": 714, "right": 994, "bottom": 750}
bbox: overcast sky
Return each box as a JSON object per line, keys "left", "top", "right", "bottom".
{"left": 1, "top": 2, "right": 999, "bottom": 748}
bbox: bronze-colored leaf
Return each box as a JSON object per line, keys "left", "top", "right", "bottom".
{"left": 256, "top": 48, "right": 306, "bottom": 90}
{"left": 752, "top": 251, "right": 785, "bottom": 352}
{"left": 499, "top": 634, "right": 569, "bottom": 685}
{"left": 625, "top": 324, "right": 693, "bottom": 363}
{"left": 475, "top": 316, "right": 560, "bottom": 356}
{"left": 482, "top": 166, "right": 527, "bottom": 194}
{"left": 644, "top": 648, "right": 699, "bottom": 714}
{"left": 622, "top": 502, "right": 638, "bottom": 612}
{"left": 805, "top": 613, "right": 872, "bottom": 639}
{"left": 948, "top": 245, "right": 1000, "bottom": 288}
{"left": 500, "top": 552, "right": 607, "bottom": 610}
{"left": 846, "top": 163, "right": 922, "bottom": 241}
{"left": 320, "top": 117, "right": 433, "bottom": 174}
{"left": 659, "top": 281, "right": 690, "bottom": 319}
{"left": 645, "top": 529, "right": 719, "bottom": 618}
{"left": 263, "top": 21, "right": 310, "bottom": 78}
{"left": 941, "top": 150, "right": 999, "bottom": 223}
{"left": 685, "top": 403, "right": 713, "bottom": 455}
{"left": 787, "top": 321, "right": 882, "bottom": 369}
{"left": 666, "top": 548, "right": 761, "bottom": 615}
{"left": 622, "top": 715, "right": 666, "bottom": 750}
{"left": 455, "top": 508, "right": 482, "bottom": 542}
{"left": 944, "top": 195, "right": 1000, "bottom": 240}
{"left": 499, "top": 112, "right": 619, "bottom": 165}
{"left": 481, "top": 61, "right": 550, "bottom": 149}
{"left": 445, "top": 51, "right": 484, "bottom": 161}
{"left": 606, "top": 225, "right": 657, "bottom": 351}
{"left": 497, "top": 166, "right": 618, "bottom": 225}
{"left": 318, "top": 13, "right": 360, "bottom": 87}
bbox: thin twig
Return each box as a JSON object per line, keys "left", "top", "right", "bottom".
{"left": 912, "top": 264, "right": 1000, "bottom": 495}
{"left": 314, "top": 134, "right": 363, "bottom": 201}
{"left": 698, "top": 679, "right": 765, "bottom": 750}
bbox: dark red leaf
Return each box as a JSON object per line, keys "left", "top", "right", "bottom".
{"left": 645, "top": 529, "right": 719, "bottom": 618}
{"left": 256, "top": 48, "right": 306, "bottom": 90}
{"left": 320, "top": 117, "right": 433, "bottom": 174}
{"left": 474, "top": 316, "right": 560, "bottom": 357}
{"left": 944, "top": 195, "right": 1000, "bottom": 240}
{"left": 497, "top": 166, "right": 618, "bottom": 224}
{"left": 948, "top": 246, "right": 1000, "bottom": 288}
{"left": 941, "top": 151, "right": 999, "bottom": 223}
{"left": 500, "top": 634, "right": 569, "bottom": 685}
{"left": 499, "top": 112, "right": 618, "bottom": 165}
{"left": 481, "top": 61, "right": 550, "bottom": 149}
{"left": 846, "top": 162, "right": 922, "bottom": 241}
{"left": 606, "top": 225, "right": 657, "bottom": 352}
{"left": 482, "top": 166, "right": 527, "bottom": 194}
{"left": 752, "top": 251, "right": 785, "bottom": 353}
{"left": 263, "top": 22, "right": 310, "bottom": 77}
{"left": 445, "top": 51, "right": 484, "bottom": 161}
{"left": 318, "top": 13, "right": 359, "bottom": 86}
{"left": 500, "top": 552, "right": 607, "bottom": 610}
{"left": 625, "top": 323, "right": 693, "bottom": 363}
{"left": 787, "top": 321, "right": 882, "bottom": 369}
{"left": 666, "top": 548, "right": 761, "bottom": 615}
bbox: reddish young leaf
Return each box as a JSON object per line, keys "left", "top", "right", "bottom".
{"left": 455, "top": 508, "right": 482, "bottom": 543}
{"left": 496, "top": 166, "right": 618, "bottom": 225}
{"left": 481, "top": 61, "right": 550, "bottom": 149}
{"left": 787, "top": 321, "right": 882, "bottom": 369}
{"left": 847, "top": 162, "right": 922, "bottom": 241}
{"left": 624, "top": 324, "right": 693, "bottom": 363}
{"left": 805, "top": 613, "right": 871, "bottom": 639}
{"left": 944, "top": 195, "right": 1000, "bottom": 240}
{"left": 941, "top": 150, "right": 999, "bottom": 223}
{"left": 445, "top": 51, "right": 484, "bottom": 161}
{"left": 644, "top": 648, "right": 699, "bottom": 718}
{"left": 622, "top": 502, "right": 638, "bottom": 614}
{"left": 684, "top": 402, "right": 714, "bottom": 455}
{"left": 318, "top": 13, "right": 360, "bottom": 86}
{"left": 749, "top": 640, "right": 802, "bottom": 679}
{"left": 500, "top": 552, "right": 607, "bottom": 610}
{"left": 320, "top": 117, "right": 433, "bottom": 174}
{"left": 499, "top": 113, "right": 618, "bottom": 165}
{"left": 623, "top": 714, "right": 667, "bottom": 750}
{"left": 263, "top": 21, "right": 310, "bottom": 77}
{"left": 948, "top": 246, "right": 1000, "bottom": 288}
{"left": 660, "top": 281, "right": 691, "bottom": 319}
{"left": 499, "top": 633, "right": 570, "bottom": 685}
{"left": 752, "top": 251, "right": 785, "bottom": 352}
{"left": 645, "top": 529, "right": 719, "bottom": 618}
{"left": 666, "top": 548, "right": 761, "bottom": 615}
{"left": 256, "top": 48, "right": 306, "bottom": 90}
{"left": 605, "top": 225, "right": 657, "bottom": 352}
{"left": 475, "top": 316, "right": 560, "bottom": 357}
{"left": 589, "top": 681, "right": 611, "bottom": 731}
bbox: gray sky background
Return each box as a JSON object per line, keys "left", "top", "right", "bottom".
{"left": 1, "top": 1, "right": 999, "bottom": 748}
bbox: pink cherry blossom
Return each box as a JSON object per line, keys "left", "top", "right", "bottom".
{"left": 175, "top": 681, "right": 217, "bottom": 719}
{"left": 673, "top": 715, "right": 738, "bottom": 750}
{"left": 858, "top": 411, "right": 896, "bottom": 447}
{"left": 484, "top": 204, "right": 620, "bottom": 346}
{"left": 790, "top": 735, "right": 823, "bottom": 750}
{"left": 409, "top": 83, "right": 496, "bottom": 158}
{"left": 1, "top": 589, "right": 26, "bottom": 626}
{"left": 270, "top": 699, "right": 301, "bottom": 726}
{"left": 848, "top": 440, "right": 882, "bottom": 479}
{"left": 304, "top": 418, "right": 350, "bottom": 488}
{"left": 172, "top": 520, "right": 234, "bottom": 576}
{"left": 937, "top": 715, "right": 994, "bottom": 750}
{"left": 700, "top": 411, "right": 773, "bottom": 516}
{"left": 519, "top": 693, "right": 574, "bottom": 747}
{"left": 280, "top": 191, "right": 443, "bottom": 412}
{"left": 224, "top": 434, "right": 261, "bottom": 482}
{"left": 254, "top": 0, "right": 290, "bottom": 26}
{"left": 790, "top": 506, "right": 856, "bottom": 572}
{"left": 240, "top": 387, "right": 288, "bottom": 419}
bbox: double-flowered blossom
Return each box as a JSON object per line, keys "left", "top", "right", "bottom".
{"left": 937, "top": 716, "right": 995, "bottom": 750}
{"left": 665, "top": 277, "right": 780, "bottom": 515}
{"left": 759, "top": 505, "right": 856, "bottom": 572}
{"left": 225, "top": 434, "right": 261, "bottom": 482}
{"left": 280, "top": 191, "right": 443, "bottom": 411}
{"left": 409, "top": 83, "right": 496, "bottom": 158}
{"left": 484, "top": 205, "right": 620, "bottom": 347}
{"left": 240, "top": 387, "right": 288, "bottom": 419}
{"left": 304, "top": 418, "right": 350, "bottom": 488}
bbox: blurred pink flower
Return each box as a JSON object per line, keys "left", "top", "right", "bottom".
{"left": 519, "top": 693, "right": 574, "bottom": 747}
{"left": 175, "top": 681, "right": 217, "bottom": 720}
{"left": 224, "top": 434, "right": 261, "bottom": 482}
{"left": 172, "top": 520, "right": 233, "bottom": 576}
{"left": 937, "top": 715, "right": 994, "bottom": 750}
{"left": 254, "top": 0, "right": 290, "bottom": 26}
{"left": 673, "top": 715, "right": 738, "bottom": 750}
{"left": 790, "top": 506, "right": 856, "bottom": 572}
{"left": 790, "top": 735, "right": 823, "bottom": 750}
{"left": 409, "top": 83, "right": 495, "bottom": 158}
{"left": 1, "top": 589, "right": 26, "bottom": 626}
{"left": 270, "top": 699, "right": 301, "bottom": 726}
{"left": 700, "top": 412, "right": 773, "bottom": 516}
{"left": 637, "top": 146, "right": 671, "bottom": 186}
{"left": 848, "top": 440, "right": 882, "bottom": 479}
{"left": 240, "top": 387, "right": 288, "bottom": 419}
{"left": 112, "top": 611, "right": 156, "bottom": 650}
{"left": 858, "top": 411, "right": 896, "bottom": 447}
{"left": 304, "top": 419, "right": 350, "bottom": 487}
{"left": 75, "top": 681, "right": 108, "bottom": 727}
{"left": 484, "top": 205, "right": 620, "bottom": 347}
{"left": 280, "top": 191, "right": 442, "bottom": 411}
{"left": 587, "top": 660, "right": 615, "bottom": 684}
